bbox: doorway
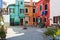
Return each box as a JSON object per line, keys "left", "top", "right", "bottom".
{"left": 20, "top": 19, "right": 23, "bottom": 25}
{"left": 10, "top": 18, "right": 14, "bottom": 26}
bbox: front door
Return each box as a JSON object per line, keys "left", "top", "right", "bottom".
{"left": 20, "top": 19, "right": 23, "bottom": 25}
{"left": 10, "top": 18, "right": 14, "bottom": 26}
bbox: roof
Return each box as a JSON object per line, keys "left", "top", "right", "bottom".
{"left": 7, "top": 4, "right": 15, "bottom": 7}
{"left": 24, "top": 2, "right": 36, "bottom": 7}
{"left": 8, "top": 4, "right": 15, "bottom": 6}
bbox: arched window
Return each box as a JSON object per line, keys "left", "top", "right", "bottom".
{"left": 40, "top": 5, "right": 42, "bottom": 11}
{"left": 45, "top": 4, "right": 48, "bottom": 10}
{"left": 25, "top": 8, "right": 28, "bottom": 13}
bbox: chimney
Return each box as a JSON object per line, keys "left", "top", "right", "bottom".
{"left": 30, "top": 0, "right": 33, "bottom": 6}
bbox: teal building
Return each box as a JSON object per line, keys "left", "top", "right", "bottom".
{"left": 8, "top": 0, "right": 25, "bottom": 26}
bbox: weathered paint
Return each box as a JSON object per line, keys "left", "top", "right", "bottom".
{"left": 35, "top": 0, "right": 50, "bottom": 27}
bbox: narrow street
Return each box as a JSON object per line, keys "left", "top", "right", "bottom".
{"left": 6, "top": 26, "right": 47, "bottom": 40}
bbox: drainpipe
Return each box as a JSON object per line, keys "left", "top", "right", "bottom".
{"left": 18, "top": 1, "right": 19, "bottom": 17}
{"left": 18, "top": 1, "right": 20, "bottom": 25}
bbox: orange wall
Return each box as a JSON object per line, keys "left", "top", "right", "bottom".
{"left": 25, "top": 6, "right": 35, "bottom": 25}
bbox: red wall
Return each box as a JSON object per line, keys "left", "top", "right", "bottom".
{"left": 35, "top": 0, "right": 50, "bottom": 27}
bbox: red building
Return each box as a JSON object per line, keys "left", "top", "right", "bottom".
{"left": 35, "top": 0, "right": 50, "bottom": 27}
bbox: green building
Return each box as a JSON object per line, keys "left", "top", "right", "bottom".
{"left": 8, "top": 0, "right": 25, "bottom": 26}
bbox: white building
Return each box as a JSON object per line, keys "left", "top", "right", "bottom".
{"left": 50, "top": 0, "right": 60, "bottom": 25}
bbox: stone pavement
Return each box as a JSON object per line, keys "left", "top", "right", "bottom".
{"left": 6, "top": 26, "right": 47, "bottom": 40}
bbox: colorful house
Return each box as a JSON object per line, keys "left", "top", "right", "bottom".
{"left": 35, "top": 0, "right": 50, "bottom": 27}
{"left": 8, "top": 0, "right": 25, "bottom": 26}
{"left": 24, "top": 0, "right": 36, "bottom": 26}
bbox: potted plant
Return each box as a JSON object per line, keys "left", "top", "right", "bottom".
{"left": 44, "top": 27, "right": 58, "bottom": 40}
{"left": 0, "top": 26, "right": 6, "bottom": 40}
{"left": 0, "top": 14, "right": 6, "bottom": 40}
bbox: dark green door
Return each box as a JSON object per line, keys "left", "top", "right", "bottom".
{"left": 20, "top": 19, "right": 23, "bottom": 25}
{"left": 10, "top": 18, "right": 14, "bottom": 26}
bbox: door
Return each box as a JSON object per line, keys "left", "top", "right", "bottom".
{"left": 20, "top": 19, "right": 23, "bottom": 25}
{"left": 10, "top": 18, "right": 14, "bottom": 26}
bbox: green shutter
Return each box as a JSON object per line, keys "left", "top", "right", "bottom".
{"left": 40, "top": 5, "right": 42, "bottom": 11}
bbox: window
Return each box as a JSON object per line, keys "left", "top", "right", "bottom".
{"left": 25, "top": 21, "right": 28, "bottom": 24}
{"left": 9, "top": 8, "right": 14, "bottom": 13}
{"left": 45, "top": 4, "right": 48, "bottom": 10}
{"left": 18, "top": 1, "right": 23, "bottom": 5}
{"left": 10, "top": 18, "right": 14, "bottom": 26}
{"left": 36, "top": 18, "right": 38, "bottom": 22}
{"left": 25, "top": 16, "right": 29, "bottom": 24}
{"left": 40, "top": 5, "right": 42, "bottom": 11}
{"left": 38, "top": 18, "right": 40, "bottom": 23}
{"left": 53, "top": 17, "right": 58, "bottom": 23}
{"left": 33, "top": 18, "right": 35, "bottom": 22}
{"left": 33, "top": 9, "right": 35, "bottom": 13}
{"left": 20, "top": 9, "right": 24, "bottom": 13}
{"left": 40, "top": 18, "right": 42, "bottom": 23}
{"left": 25, "top": 8, "right": 28, "bottom": 13}
{"left": 21, "top": 1, "right": 23, "bottom": 4}
{"left": 53, "top": 17, "right": 56, "bottom": 23}
{"left": 44, "top": 18, "right": 46, "bottom": 22}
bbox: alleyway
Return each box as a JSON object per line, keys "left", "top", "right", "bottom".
{"left": 6, "top": 26, "right": 47, "bottom": 40}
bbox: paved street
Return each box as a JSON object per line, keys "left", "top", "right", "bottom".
{"left": 6, "top": 26, "right": 47, "bottom": 40}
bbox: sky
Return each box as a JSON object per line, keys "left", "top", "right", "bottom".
{"left": 3, "top": 0, "right": 40, "bottom": 8}
{"left": 3, "top": 0, "right": 40, "bottom": 5}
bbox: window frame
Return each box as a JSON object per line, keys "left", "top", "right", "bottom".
{"left": 20, "top": 9, "right": 24, "bottom": 13}
{"left": 9, "top": 8, "right": 15, "bottom": 13}
{"left": 25, "top": 8, "right": 28, "bottom": 13}
{"left": 33, "top": 18, "right": 36, "bottom": 22}
{"left": 40, "top": 4, "right": 42, "bottom": 11}
{"left": 45, "top": 4, "right": 48, "bottom": 10}
{"left": 33, "top": 8, "right": 35, "bottom": 13}
{"left": 44, "top": 17, "right": 46, "bottom": 22}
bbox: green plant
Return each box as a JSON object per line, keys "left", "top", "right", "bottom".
{"left": 0, "top": 26, "right": 6, "bottom": 39}
{"left": 44, "top": 27, "right": 58, "bottom": 40}
{"left": 0, "top": 30, "right": 6, "bottom": 37}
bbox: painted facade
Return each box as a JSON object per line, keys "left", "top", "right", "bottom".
{"left": 8, "top": 0, "right": 25, "bottom": 26}
{"left": 35, "top": 0, "right": 50, "bottom": 27}
{"left": 24, "top": 1, "right": 36, "bottom": 26}
{"left": 8, "top": 0, "right": 50, "bottom": 26}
